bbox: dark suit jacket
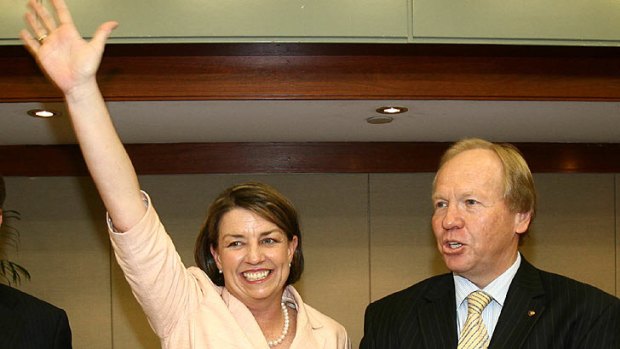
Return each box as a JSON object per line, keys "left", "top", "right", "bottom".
{"left": 0, "top": 284, "right": 72, "bottom": 349}
{"left": 360, "top": 258, "right": 620, "bottom": 349}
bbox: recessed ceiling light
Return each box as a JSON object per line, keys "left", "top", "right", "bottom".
{"left": 376, "top": 106, "right": 408, "bottom": 114}
{"left": 27, "top": 109, "right": 61, "bottom": 118}
{"left": 366, "top": 115, "right": 394, "bottom": 124}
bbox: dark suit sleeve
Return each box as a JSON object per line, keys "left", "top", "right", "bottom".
{"left": 0, "top": 285, "right": 73, "bottom": 349}
{"left": 53, "top": 309, "right": 72, "bottom": 349}
{"left": 576, "top": 296, "right": 620, "bottom": 348}
{"left": 359, "top": 303, "right": 377, "bottom": 349}
{"left": 17, "top": 296, "right": 73, "bottom": 349}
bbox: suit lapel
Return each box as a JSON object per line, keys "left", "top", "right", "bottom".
{"left": 418, "top": 275, "right": 458, "bottom": 348}
{"left": 489, "top": 258, "right": 546, "bottom": 349}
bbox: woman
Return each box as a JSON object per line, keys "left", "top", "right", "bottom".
{"left": 20, "top": 0, "right": 351, "bottom": 348}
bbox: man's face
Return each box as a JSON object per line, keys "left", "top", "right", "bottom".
{"left": 431, "top": 149, "right": 530, "bottom": 288}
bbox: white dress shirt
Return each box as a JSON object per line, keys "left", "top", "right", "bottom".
{"left": 454, "top": 253, "right": 522, "bottom": 340}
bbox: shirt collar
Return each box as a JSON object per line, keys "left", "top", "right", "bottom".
{"left": 454, "top": 252, "right": 521, "bottom": 307}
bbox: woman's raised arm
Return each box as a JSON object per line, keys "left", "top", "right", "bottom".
{"left": 21, "top": 0, "right": 145, "bottom": 231}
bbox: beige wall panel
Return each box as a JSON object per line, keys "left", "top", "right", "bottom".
{"left": 2, "top": 0, "right": 409, "bottom": 44}
{"left": 522, "top": 174, "right": 616, "bottom": 295}
{"left": 111, "top": 174, "right": 369, "bottom": 347}
{"left": 412, "top": 0, "right": 620, "bottom": 44}
{"left": 275, "top": 174, "right": 368, "bottom": 347}
{"left": 369, "top": 173, "right": 445, "bottom": 301}
{"left": 3, "top": 177, "right": 112, "bottom": 349}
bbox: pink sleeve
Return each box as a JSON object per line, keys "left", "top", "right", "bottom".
{"left": 108, "top": 192, "right": 199, "bottom": 337}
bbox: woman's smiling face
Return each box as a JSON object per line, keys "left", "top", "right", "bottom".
{"left": 210, "top": 207, "right": 297, "bottom": 308}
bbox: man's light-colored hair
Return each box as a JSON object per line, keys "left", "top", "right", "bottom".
{"left": 435, "top": 138, "right": 537, "bottom": 219}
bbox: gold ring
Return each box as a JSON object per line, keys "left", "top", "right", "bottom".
{"left": 37, "top": 34, "right": 48, "bottom": 44}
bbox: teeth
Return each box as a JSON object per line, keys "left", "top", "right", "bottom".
{"left": 448, "top": 242, "right": 463, "bottom": 249}
{"left": 243, "top": 270, "right": 270, "bottom": 281}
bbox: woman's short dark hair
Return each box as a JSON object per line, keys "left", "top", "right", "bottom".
{"left": 195, "top": 182, "right": 304, "bottom": 286}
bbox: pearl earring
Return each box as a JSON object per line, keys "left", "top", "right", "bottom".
{"left": 218, "top": 269, "right": 222, "bottom": 274}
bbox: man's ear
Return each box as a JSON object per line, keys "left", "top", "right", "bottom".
{"left": 0, "top": 208, "right": 3, "bottom": 227}
{"left": 514, "top": 211, "right": 532, "bottom": 235}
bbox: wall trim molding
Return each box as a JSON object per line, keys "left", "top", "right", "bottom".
{"left": 1, "top": 142, "right": 619, "bottom": 176}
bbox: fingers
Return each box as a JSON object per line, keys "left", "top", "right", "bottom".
{"left": 22, "top": 0, "right": 118, "bottom": 54}
{"left": 24, "top": 0, "right": 76, "bottom": 39}
{"left": 51, "top": 0, "right": 75, "bottom": 26}
{"left": 91, "top": 21, "right": 119, "bottom": 50}
{"left": 20, "top": 29, "right": 39, "bottom": 55}
{"left": 24, "top": 0, "right": 55, "bottom": 48}
{"left": 24, "top": 9, "right": 45, "bottom": 41}
{"left": 23, "top": 12, "right": 47, "bottom": 49}
{"left": 34, "top": 0, "right": 57, "bottom": 33}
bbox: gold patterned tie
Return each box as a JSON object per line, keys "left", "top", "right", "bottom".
{"left": 457, "top": 291, "right": 492, "bottom": 349}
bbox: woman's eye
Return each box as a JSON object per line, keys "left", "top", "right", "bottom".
{"left": 227, "top": 241, "right": 242, "bottom": 248}
{"left": 261, "top": 238, "right": 277, "bottom": 245}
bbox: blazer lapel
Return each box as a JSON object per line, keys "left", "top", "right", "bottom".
{"left": 291, "top": 306, "right": 324, "bottom": 349}
{"left": 418, "top": 275, "right": 458, "bottom": 348}
{"left": 489, "top": 258, "right": 546, "bottom": 349}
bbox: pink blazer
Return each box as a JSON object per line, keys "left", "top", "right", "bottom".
{"left": 109, "top": 193, "right": 351, "bottom": 349}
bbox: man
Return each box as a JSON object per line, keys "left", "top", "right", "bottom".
{"left": 360, "top": 138, "right": 619, "bottom": 349}
{"left": 0, "top": 176, "right": 73, "bottom": 348}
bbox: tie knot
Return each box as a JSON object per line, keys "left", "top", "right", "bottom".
{"left": 466, "top": 291, "right": 492, "bottom": 315}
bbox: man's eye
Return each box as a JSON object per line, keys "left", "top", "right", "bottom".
{"left": 435, "top": 201, "right": 447, "bottom": 209}
{"left": 465, "top": 199, "right": 478, "bottom": 206}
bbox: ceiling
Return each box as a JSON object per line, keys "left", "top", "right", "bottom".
{"left": 2, "top": 99, "right": 619, "bottom": 145}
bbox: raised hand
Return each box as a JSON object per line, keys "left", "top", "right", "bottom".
{"left": 21, "top": 0, "right": 145, "bottom": 229}
{"left": 20, "top": 0, "right": 117, "bottom": 97}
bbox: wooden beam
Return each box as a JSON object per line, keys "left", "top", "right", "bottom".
{"left": 2, "top": 44, "right": 620, "bottom": 102}
{"left": 2, "top": 142, "right": 619, "bottom": 176}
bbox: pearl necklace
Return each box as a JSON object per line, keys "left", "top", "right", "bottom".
{"left": 267, "top": 302, "right": 290, "bottom": 347}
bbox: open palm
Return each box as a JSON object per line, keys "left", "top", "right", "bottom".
{"left": 21, "top": 0, "right": 117, "bottom": 95}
